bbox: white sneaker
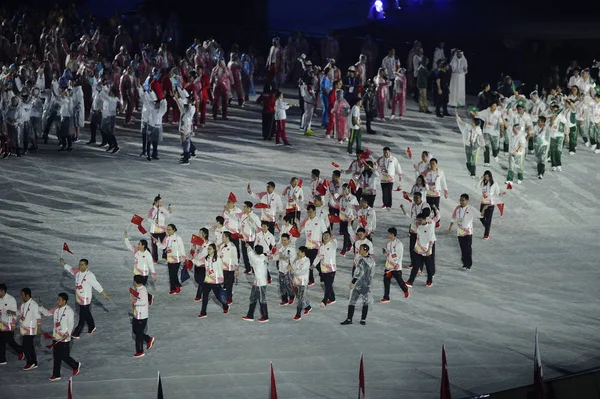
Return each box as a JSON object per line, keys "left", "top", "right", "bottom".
{"left": 551, "top": 167, "right": 557, "bottom": 172}
{"left": 557, "top": 166, "right": 562, "bottom": 172}
{"left": 390, "top": 115, "right": 396, "bottom": 120}
{"left": 569, "top": 151, "right": 575, "bottom": 155}
{"left": 344, "top": 138, "right": 348, "bottom": 142}
{"left": 592, "top": 144, "right": 598, "bottom": 151}
{"left": 585, "top": 141, "right": 590, "bottom": 148}
{"left": 494, "top": 156, "right": 499, "bottom": 162}
{"left": 595, "top": 149, "right": 600, "bottom": 154}
{"left": 517, "top": 180, "right": 522, "bottom": 184}
{"left": 483, "top": 163, "right": 490, "bottom": 167}
{"left": 538, "top": 174, "right": 543, "bottom": 179}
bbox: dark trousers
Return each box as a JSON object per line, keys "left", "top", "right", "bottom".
{"left": 321, "top": 272, "right": 336, "bottom": 303}
{"left": 383, "top": 270, "right": 408, "bottom": 299}
{"left": 73, "top": 304, "right": 95, "bottom": 336}
{"left": 362, "top": 194, "right": 375, "bottom": 208}
{"left": 150, "top": 232, "right": 167, "bottom": 262}
{"left": 267, "top": 222, "right": 275, "bottom": 235}
{"left": 340, "top": 221, "right": 352, "bottom": 252}
{"left": 22, "top": 335, "right": 36, "bottom": 365}
{"left": 381, "top": 182, "right": 393, "bottom": 207}
{"left": 479, "top": 204, "right": 494, "bottom": 237}
{"left": 262, "top": 112, "right": 275, "bottom": 140}
{"left": 132, "top": 318, "right": 150, "bottom": 354}
{"left": 426, "top": 196, "right": 441, "bottom": 222}
{"left": 434, "top": 91, "right": 449, "bottom": 115}
{"left": 241, "top": 241, "right": 254, "bottom": 272}
{"left": 409, "top": 232, "right": 417, "bottom": 267}
{"left": 307, "top": 248, "right": 318, "bottom": 284}
{"left": 194, "top": 266, "right": 206, "bottom": 299}
{"left": 347, "top": 305, "right": 369, "bottom": 321}
{"left": 365, "top": 110, "right": 375, "bottom": 133}
{"left": 223, "top": 270, "right": 235, "bottom": 302}
{"left": 90, "top": 111, "right": 102, "bottom": 142}
{"left": 408, "top": 252, "right": 435, "bottom": 284}
{"left": 146, "top": 138, "right": 159, "bottom": 158}
{"left": 0, "top": 331, "right": 22, "bottom": 362}
{"left": 167, "top": 262, "right": 182, "bottom": 291}
{"left": 43, "top": 110, "right": 59, "bottom": 139}
{"left": 458, "top": 235, "right": 473, "bottom": 268}
{"left": 52, "top": 341, "right": 78, "bottom": 377}
{"left": 231, "top": 238, "right": 241, "bottom": 262}
{"left": 200, "top": 284, "right": 229, "bottom": 315}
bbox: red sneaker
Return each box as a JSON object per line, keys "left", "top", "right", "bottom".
{"left": 426, "top": 282, "right": 433, "bottom": 287}
{"left": 243, "top": 270, "right": 250, "bottom": 275}
{"left": 147, "top": 337, "right": 155, "bottom": 350}
{"left": 73, "top": 363, "right": 81, "bottom": 376}
{"left": 308, "top": 282, "right": 315, "bottom": 287}
{"left": 404, "top": 291, "right": 410, "bottom": 298}
{"left": 405, "top": 282, "right": 413, "bottom": 288}
{"left": 197, "top": 314, "right": 207, "bottom": 319}
{"left": 169, "top": 290, "right": 176, "bottom": 295}
{"left": 175, "top": 287, "right": 181, "bottom": 294}
{"left": 483, "top": 235, "right": 490, "bottom": 240}
{"left": 194, "top": 297, "right": 201, "bottom": 302}
{"left": 340, "top": 251, "right": 346, "bottom": 257}
{"left": 279, "top": 301, "right": 288, "bottom": 306}
{"left": 226, "top": 300, "right": 233, "bottom": 305}
{"left": 288, "top": 298, "right": 295, "bottom": 305}
{"left": 267, "top": 279, "right": 272, "bottom": 284}
{"left": 133, "top": 352, "right": 145, "bottom": 358}
{"left": 241, "top": 316, "right": 254, "bottom": 321}
{"left": 223, "top": 308, "right": 229, "bottom": 315}
{"left": 49, "top": 376, "right": 61, "bottom": 381}
{"left": 381, "top": 205, "right": 387, "bottom": 209}
{"left": 303, "top": 306, "right": 312, "bottom": 315}
{"left": 257, "top": 318, "right": 269, "bottom": 323}
{"left": 380, "top": 298, "right": 390, "bottom": 303}
{"left": 407, "top": 264, "right": 413, "bottom": 269}
{"left": 18, "top": 353, "right": 24, "bottom": 361}
{"left": 88, "top": 327, "right": 96, "bottom": 335}
{"left": 326, "top": 300, "right": 336, "bottom": 305}
{"left": 23, "top": 363, "right": 38, "bottom": 371}
{"left": 293, "top": 315, "right": 301, "bottom": 321}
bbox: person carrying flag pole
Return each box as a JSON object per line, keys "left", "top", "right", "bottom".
{"left": 124, "top": 231, "right": 157, "bottom": 305}
{"left": 130, "top": 275, "right": 155, "bottom": 358}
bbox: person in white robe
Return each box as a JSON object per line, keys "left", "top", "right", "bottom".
{"left": 449, "top": 50, "right": 468, "bottom": 107}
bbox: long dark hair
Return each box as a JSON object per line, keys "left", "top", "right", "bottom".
{"left": 483, "top": 170, "right": 494, "bottom": 186}
{"left": 206, "top": 243, "right": 218, "bottom": 262}
{"left": 139, "top": 239, "right": 149, "bottom": 252}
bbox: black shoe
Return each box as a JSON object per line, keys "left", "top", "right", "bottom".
{"left": 86, "top": 140, "right": 96, "bottom": 145}
{"left": 436, "top": 113, "right": 444, "bottom": 118}
{"left": 190, "top": 152, "right": 196, "bottom": 157}
{"left": 443, "top": 112, "right": 451, "bottom": 116}
{"left": 106, "top": 146, "right": 114, "bottom": 152}
{"left": 367, "top": 130, "right": 377, "bottom": 135}
{"left": 146, "top": 156, "right": 152, "bottom": 161}
{"left": 340, "top": 319, "right": 352, "bottom": 325}
{"left": 360, "top": 320, "right": 366, "bottom": 325}
{"left": 111, "top": 147, "right": 120, "bottom": 154}
{"left": 424, "top": 110, "right": 432, "bottom": 114}
{"left": 2, "top": 152, "right": 8, "bottom": 159}
{"left": 98, "top": 142, "right": 107, "bottom": 147}
{"left": 180, "top": 159, "right": 190, "bottom": 165}
{"left": 43, "top": 137, "right": 49, "bottom": 144}
{"left": 152, "top": 156, "right": 159, "bottom": 160}
{"left": 67, "top": 147, "right": 73, "bottom": 152}
{"left": 59, "top": 147, "right": 66, "bottom": 152}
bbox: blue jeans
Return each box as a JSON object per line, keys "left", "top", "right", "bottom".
{"left": 321, "top": 94, "right": 329, "bottom": 126}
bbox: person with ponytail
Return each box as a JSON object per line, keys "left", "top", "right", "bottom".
{"left": 147, "top": 195, "right": 172, "bottom": 263}
{"left": 155, "top": 224, "right": 185, "bottom": 295}
{"left": 124, "top": 231, "right": 157, "bottom": 305}
{"left": 478, "top": 170, "right": 505, "bottom": 240}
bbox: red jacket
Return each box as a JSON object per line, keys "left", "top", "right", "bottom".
{"left": 199, "top": 73, "right": 210, "bottom": 101}
{"left": 161, "top": 76, "right": 173, "bottom": 98}
{"left": 328, "top": 89, "right": 336, "bottom": 111}
{"left": 150, "top": 78, "right": 164, "bottom": 100}
{"left": 257, "top": 93, "right": 275, "bottom": 114}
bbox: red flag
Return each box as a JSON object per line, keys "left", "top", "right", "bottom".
{"left": 403, "top": 192, "right": 413, "bottom": 203}
{"left": 130, "top": 214, "right": 144, "bottom": 226}
{"left": 191, "top": 234, "right": 205, "bottom": 246}
{"left": 271, "top": 246, "right": 278, "bottom": 255}
{"left": 407, "top": 147, "right": 413, "bottom": 159}
{"left": 289, "top": 225, "right": 301, "bottom": 238}
{"left": 322, "top": 179, "right": 330, "bottom": 189}
{"left": 534, "top": 328, "right": 545, "bottom": 399}
{"left": 359, "top": 215, "right": 367, "bottom": 228}
{"left": 270, "top": 362, "right": 278, "bottom": 399}
{"left": 184, "top": 259, "right": 194, "bottom": 270}
{"left": 137, "top": 224, "right": 148, "bottom": 235}
{"left": 230, "top": 233, "right": 242, "bottom": 240}
{"left": 358, "top": 353, "right": 365, "bottom": 399}
{"left": 332, "top": 162, "right": 340, "bottom": 168}
{"left": 227, "top": 192, "right": 237, "bottom": 203}
{"left": 62, "top": 242, "right": 73, "bottom": 255}
{"left": 129, "top": 287, "right": 140, "bottom": 299}
{"left": 349, "top": 179, "right": 357, "bottom": 193}
{"left": 497, "top": 203, "right": 505, "bottom": 216}
{"left": 316, "top": 183, "right": 327, "bottom": 196}
{"left": 298, "top": 179, "right": 303, "bottom": 187}
{"left": 328, "top": 214, "right": 341, "bottom": 224}
{"left": 360, "top": 148, "right": 371, "bottom": 160}
{"left": 68, "top": 377, "right": 73, "bottom": 399}
{"left": 506, "top": 182, "right": 513, "bottom": 190}
{"left": 254, "top": 203, "right": 270, "bottom": 209}
{"left": 440, "top": 345, "right": 451, "bottom": 399}
{"left": 43, "top": 332, "right": 53, "bottom": 340}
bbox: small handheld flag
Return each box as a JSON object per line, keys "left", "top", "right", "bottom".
{"left": 497, "top": 203, "right": 505, "bottom": 216}
{"left": 184, "top": 259, "right": 194, "bottom": 270}
{"left": 407, "top": 147, "right": 413, "bottom": 159}
{"left": 230, "top": 233, "right": 242, "bottom": 240}
{"left": 130, "top": 214, "right": 144, "bottom": 225}
{"left": 289, "top": 226, "right": 301, "bottom": 238}
{"left": 359, "top": 215, "right": 367, "bottom": 228}
{"left": 227, "top": 192, "right": 237, "bottom": 203}
{"left": 191, "top": 234, "right": 205, "bottom": 246}
{"left": 254, "top": 203, "right": 270, "bottom": 209}
{"left": 129, "top": 287, "right": 140, "bottom": 299}
{"left": 298, "top": 179, "right": 303, "bottom": 187}
{"left": 328, "top": 214, "right": 341, "bottom": 224}
{"left": 62, "top": 242, "right": 73, "bottom": 255}
{"left": 43, "top": 332, "right": 53, "bottom": 340}
{"left": 332, "top": 162, "right": 340, "bottom": 168}
{"left": 506, "top": 182, "right": 513, "bottom": 190}
{"left": 403, "top": 192, "right": 413, "bottom": 203}
{"left": 360, "top": 147, "right": 372, "bottom": 160}
{"left": 316, "top": 183, "right": 327, "bottom": 196}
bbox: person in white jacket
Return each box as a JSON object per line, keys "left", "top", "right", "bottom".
{"left": 131, "top": 275, "right": 155, "bottom": 358}
{"left": 174, "top": 88, "right": 196, "bottom": 165}
{"left": 59, "top": 258, "right": 109, "bottom": 338}
{"left": 248, "top": 181, "right": 284, "bottom": 234}
{"left": 449, "top": 194, "right": 485, "bottom": 271}
{"left": 88, "top": 78, "right": 104, "bottom": 145}
{"left": 57, "top": 88, "right": 74, "bottom": 151}
{"left": 198, "top": 244, "right": 230, "bottom": 318}
{"left": 341, "top": 244, "right": 375, "bottom": 326}
{"left": 98, "top": 86, "right": 121, "bottom": 154}
{"left": 148, "top": 194, "right": 172, "bottom": 262}
{"left": 218, "top": 231, "right": 239, "bottom": 304}
{"left": 406, "top": 208, "right": 436, "bottom": 287}
{"left": 240, "top": 201, "right": 262, "bottom": 274}
{"left": 356, "top": 199, "right": 377, "bottom": 240}
{"left": 156, "top": 223, "right": 186, "bottom": 295}
{"left": 18, "top": 287, "right": 42, "bottom": 370}
{"left": 457, "top": 112, "right": 485, "bottom": 178}
{"left": 424, "top": 158, "right": 448, "bottom": 227}
{"left": 295, "top": 204, "right": 328, "bottom": 286}
{"left": 381, "top": 227, "right": 409, "bottom": 302}
{"left": 71, "top": 79, "right": 85, "bottom": 142}
{"left": 40, "top": 293, "right": 80, "bottom": 381}
{"left": 271, "top": 233, "right": 296, "bottom": 305}
{"left": 242, "top": 245, "right": 270, "bottom": 322}
{"left": 478, "top": 170, "right": 505, "bottom": 240}
{"left": 376, "top": 146, "right": 403, "bottom": 209}
{"left": 124, "top": 231, "right": 157, "bottom": 305}
{"left": 314, "top": 231, "right": 337, "bottom": 306}
{"left": 192, "top": 228, "right": 211, "bottom": 301}
{"left": 291, "top": 246, "right": 312, "bottom": 321}
{"left": 142, "top": 88, "right": 167, "bottom": 161}
{"left": 0, "top": 284, "right": 23, "bottom": 364}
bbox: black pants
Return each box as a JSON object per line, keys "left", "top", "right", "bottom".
{"left": 231, "top": 238, "right": 241, "bottom": 262}
{"left": 22, "top": 335, "right": 36, "bottom": 366}
{"left": 347, "top": 305, "right": 369, "bottom": 321}
{"left": 132, "top": 318, "right": 150, "bottom": 354}
{"left": 241, "top": 241, "right": 254, "bottom": 272}
{"left": 409, "top": 232, "right": 417, "bottom": 267}
{"left": 43, "top": 109, "right": 59, "bottom": 139}
{"left": 366, "top": 110, "right": 375, "bottom": 133}
{"left": 200, "top": 284, "right": 229, "bottom": 315}
{"left": 194, "top": 266, "right": 206, "bottom": 299}
{"left": 383, "top": 270, "right": 408, "bottom": 299}
{"left": 381, "top": 183, "right": 393, "bottom": 207}
{"left": 321, "top": 272, "right": 336, "bottom": 304}
{"left": 434, "top": 91, "right": 449, "bottom": 115}
{"left": 426, "top": 196, "right": 441, "bottom": 222}
{"left": 408, "top": 252, "right": 435, "bottom": 284}
{"left": 146, "top": 139, "right": 159, "bottom": 158}
{"left": 59, "top": 135, "right": 73, "bottom": 150}
{"left": 223, "top": 270, "right": 235, "bottom": 302}
{"left": 167, "top": 262, "right": 182, "bottom": 291}
{"left": 90, "top": 111, "right": 102, "bottom": 142}
{"left": 479, "top": 204, "right": 494, "bottom": 237}
{"left": 262, "top": 112, "right": 275, "bottom": 140}
{"left": 307, "top": 248, "right": 318, "bottom": 284}
{"left": 362, "top": 194, "right": 375, "bottom": 208}
{"left": 52, "top": 341, "right": 78, "bottom": 377}
{"left": 150, "top": 232, "right": 166, "bottom": 262}
{"left": 340, "top": 221, "right": 352, "bottom": 252}
{"left": 458, "top": 235, "right": 473, "bottom": 268}
{"left": 0, "top": 331, "right": 22, "bottom": 362}
{"left": 73, "top": 304, "right": 95, "bottom": 336}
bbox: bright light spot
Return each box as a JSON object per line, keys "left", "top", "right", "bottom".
{"left": 374, "top": 0, "right": 383, "bottom": 12}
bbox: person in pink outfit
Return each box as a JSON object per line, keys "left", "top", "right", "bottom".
{"left": 210, "top": 59, "right": 233, "bottom": 120}
{"left": 228, "top": 53, "right": 245, "bottom": 106}
{"left": 391, "top": 68, "right": 407, "bottom": 119}
{"left": 332, "top": 89, "right": 350, "bottom": 143}
{"left": 374, "top": 68, "right": 389, "bottom": 120}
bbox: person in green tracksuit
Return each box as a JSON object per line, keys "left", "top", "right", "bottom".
{"left": 456, "top": 108, "right": 485, "bottom": 178}
{"left": 564, "top": 97, "right": 579, "bottom": 154}
{"left": 532, "top": 116, "right": 550, "bottom": 179}
{"left": 548, "top": 103, "right": 569, "bottom": 172}
{"left": 347, "top": 98, "right": 363, "bottom": 155}
{"left": 506, "top": 124, "right": 527, "bottom": 184}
